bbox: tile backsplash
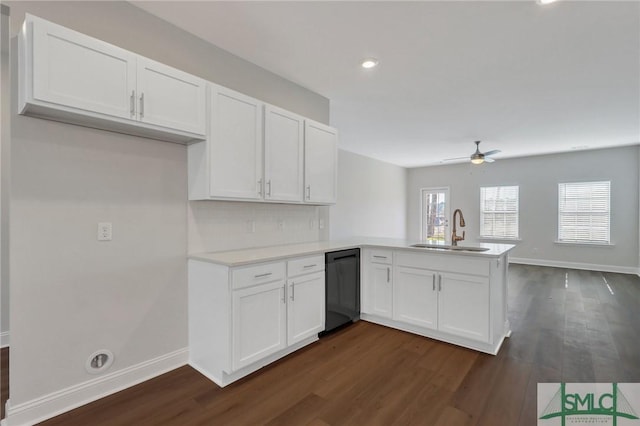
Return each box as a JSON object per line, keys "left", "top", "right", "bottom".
{"left": 188, "top": 201, "right": 329, "bottom": 253}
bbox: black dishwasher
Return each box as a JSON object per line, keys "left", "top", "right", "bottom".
{"left": 323, "top": 248, "right": 360, "bottom": 334}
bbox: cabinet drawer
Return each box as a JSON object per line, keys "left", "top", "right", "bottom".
{"left": 287, "top": 255, "right": 325, "bottom": 277}
{"left": 232, "top": 262, "right": 285, "bottom": 290}
{"left": 396, "top": 251, "right": 490, "bottom": 276}
{"left": 369, "top": 249, "right": 393, "bottom": 264}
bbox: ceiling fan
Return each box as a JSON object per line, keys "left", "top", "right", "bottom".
{"left": 442, "top": 141, "right": 501, "bottom": 165}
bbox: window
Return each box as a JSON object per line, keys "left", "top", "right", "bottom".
{"left": 558, "top": 181, "right": 610, "bottom": 244}
{"left": 480, "top": 186, "right": 519, "bottom": 239}
{"left": 421, "top": 188, "right": 449, "bottom": 241}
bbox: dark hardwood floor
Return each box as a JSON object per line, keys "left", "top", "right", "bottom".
{"left": 21, "top": 265, "right": 640, "bottom": 425}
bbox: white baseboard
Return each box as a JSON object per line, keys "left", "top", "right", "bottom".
{"left": 4, "top": 347, "right": 188, "bottom": 426}
{"left": 0, "top": 331, "right": 9, "bottom": 348}
{"left": 509, "top": 257, "right": 640, "bottom": 275}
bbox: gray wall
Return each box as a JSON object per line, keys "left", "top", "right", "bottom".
{"left": 408, "top": 146, "right": 640, "bottom": 272}
{"left": 5, "top": 0, "right": 329, "bottom": 407}
{"left": 330, "top": 150, "right": 407, "bottom": 240}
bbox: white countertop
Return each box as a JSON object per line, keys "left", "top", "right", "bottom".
{"left": 189, "top": 238, "right": 515, "bottom": 267}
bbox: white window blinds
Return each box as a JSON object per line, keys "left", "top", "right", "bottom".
{"left": 480, "top": 186, "right": 519, "bottom": 239}
{"left": 558, "top": 181, "right": 610, "bottom": 243}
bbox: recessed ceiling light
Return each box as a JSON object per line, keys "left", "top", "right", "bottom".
{"left": 361, "top": 58, "right": 379, "bottom": 69}
{"left": 537, "top": 0, "right": 558, "bottom": 4}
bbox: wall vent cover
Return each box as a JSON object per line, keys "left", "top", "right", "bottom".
{"left": 85, "top": 349, "right": 114, "bottom": 374}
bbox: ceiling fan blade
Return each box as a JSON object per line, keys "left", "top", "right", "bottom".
{"left": 484, "top": 157, "right": 495, "bottom": 163}
{"left": 441, "top": 156, "right": 468, "bottom": 162}
{"left": 483, "top": 149, "right": 501, "bottom": 157}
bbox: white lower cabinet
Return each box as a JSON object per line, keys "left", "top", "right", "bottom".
{"left": 438, "top": 272, "right": 489, "bottom": 343}
{"left": 393, "top": 266, "right": 438, "bottom": 329}
{"left": 189, "top": 255, "right": 325, "bottom": 387}
{"left": 362, "top": 248, "right": 506, "bottom": 354}
{"left": 287, "top": 271, "right": 325, "bottom": 345}
{"left": 369, "top": 263, "right": 393, "bottom": 318}
{"left": 232, "top": 280, "right": 287, "bottom": 371}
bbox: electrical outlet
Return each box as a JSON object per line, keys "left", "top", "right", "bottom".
{"left": 97, "top": 222, "right": 112, "bottom": 241}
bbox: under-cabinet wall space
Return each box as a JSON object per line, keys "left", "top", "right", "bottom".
{"left": 187, "top": 201, "right": 325, "bottom": 253}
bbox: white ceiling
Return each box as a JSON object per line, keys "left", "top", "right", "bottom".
{"left": 132, "top": 1, "right": 640, "bottom": 168}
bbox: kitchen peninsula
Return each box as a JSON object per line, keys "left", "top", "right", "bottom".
{"left": 188, "top": 239, "right": 514, "bottom": 387}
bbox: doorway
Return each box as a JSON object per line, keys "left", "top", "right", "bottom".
{"left": 420, "top": 187, "right": 450, "bottom": 242}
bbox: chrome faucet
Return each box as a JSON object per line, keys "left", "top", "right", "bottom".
{"left": 452, "top": 209, "right": 466, "bottom": 246}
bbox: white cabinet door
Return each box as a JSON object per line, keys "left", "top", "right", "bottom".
{"left": 209, "top": 84, "right": 264, "bottom": 200}
{"left": 438, "top": 272, "right": 490, "bottom": 343}
{"left": 232, "top": 280, "right": 287, "bottom": 371}
{"left": 264, "top": 105, "right": 304, "bottom": 202}
{"left": 136, "top": 57, "right": 206, "bottom": 135}
{"left": 29, "top": 15, "right": 136, "bottom": 120}
{"left": 394, "top": 266, "right": 438, "bottom": 330}
{"left": 287, "top": 271, "right": 325, "bottom": 345}
{"left": 369, "top": 263, "right": 393, "bottom": 318}
{"left": 304, "top": 120, "right": 338, "bottom": 204}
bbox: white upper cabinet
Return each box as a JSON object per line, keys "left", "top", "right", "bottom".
{"left": 19, "top": 14, "right": 206, "bottom": 143}
{"left": 136, "top": 58, "right": 206, "bottom": 135}
{"left": 208, "top": 84, "right": 264, "bottom": 200}
{"left": 189, "top": 99, "right": 338, "bottom": 205}
{"left": 304, "top": 120, "right": 338, "bottom": 205}
{"left": 26, "top": 15, "right": 136, "bottom": 120}
{"left": 264, "top": 105, "right": 304, "bottom": 203}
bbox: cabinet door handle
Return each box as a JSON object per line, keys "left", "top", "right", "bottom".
{"left": 258, "top": 179, "right": 263, "bottom": 196}
{"left": 373, "top": 255, "right": 387, "bottom": 259}
{"left": 282, "top": 286, "right": 286, "bottom": 304}
{"left": 303, "top": 264, "right": 316, "bottom": 268}
{"left": 306, "top": 186, "right": 311, "bottom": 200}
{"left": 267, "top": 180, "right": 272, "bottom": 197}
{"left": 139, "top": 93, "right": 145, "bottom": 118}
{"left": 438, "top": 275, "right": 442, "bottom": 291}
{"left": 432, "top": 275, "right": 436, "bottom": 291}
{"left": 130, "top": 90, "right": 135, "bottom": 117}
{"left": 387, "top": 267, "right": 390, "bottom": 283}
{"left": 290, "top": 283, "right": 295, "bottom": 301}
{"left": 254, "top": 272, "right": 272, "bottom": 278}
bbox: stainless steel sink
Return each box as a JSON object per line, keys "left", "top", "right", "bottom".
{"left": 448, "top": 246, "right": 490, "bottom": 252}
{"left": 410, "top": 244, "right": 490, "bottom": 252}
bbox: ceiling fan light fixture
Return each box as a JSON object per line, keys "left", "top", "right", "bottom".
{"left": 361, "top": 58, "right": 379, "bottom": 69}
{"left": 471, "top": 156, "right": 485, "bottom": 165}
